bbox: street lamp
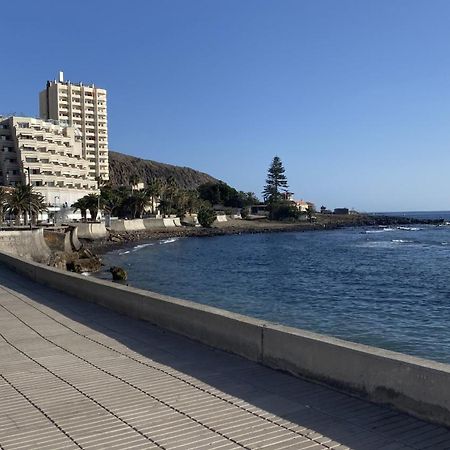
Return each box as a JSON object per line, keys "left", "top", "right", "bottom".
{"left": 54, "top": 196, "right": 60, "bottom": 225}
{"left": 24, "top": 167, "right": 32, "bottom": 229}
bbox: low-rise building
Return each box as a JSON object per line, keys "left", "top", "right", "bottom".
{"left": 0, "top": 116, "right": 98, "bottom": 206}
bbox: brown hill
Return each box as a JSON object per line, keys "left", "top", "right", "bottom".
{"left": 108, "top": 151, "right": 220, "bottom": 190}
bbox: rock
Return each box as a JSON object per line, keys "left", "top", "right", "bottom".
{"left": 48, "top": 251, "right": 68, "bottom": 271}
{"left": 67, "top": 256, "right": 102, "bottom": 273}
{"left": 109, "top": 266, "right": 128, "bottom": 281}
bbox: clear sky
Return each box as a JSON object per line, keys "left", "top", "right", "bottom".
{"left": 2, "top": 0, "right": 450, "bottom": 212}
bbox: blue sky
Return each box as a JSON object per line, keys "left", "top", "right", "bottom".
{"left": 2, "top": 0, "right": 450, "bottom": 211}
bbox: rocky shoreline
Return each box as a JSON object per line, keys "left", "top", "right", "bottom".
{"left": 81, "top": 214, "right": 442, "bottom": 256}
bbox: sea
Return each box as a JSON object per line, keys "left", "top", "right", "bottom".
{"left": 96, "top": 211, "right": 450, "bottom": 364}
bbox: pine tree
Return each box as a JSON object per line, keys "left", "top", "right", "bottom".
{"left": 263, "top": 156, "right": 289, "bottom": 205}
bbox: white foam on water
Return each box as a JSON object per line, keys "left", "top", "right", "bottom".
{"left": 132, "top": 243, "right": 154, "bottom": 252}
{"left": 159, "top": 237, "right": 179, "bottom": 245}
{"left": 392, "top": 239, "right": 413, "bottom": 244}
{"left": 119, "top": 250, "right": 131, "bottom": 255}
{"left": 365, "top": 228, "right": 394, "bottom": 234}
{"left": 397, "top": 227, "right": 421, "bottom": 231}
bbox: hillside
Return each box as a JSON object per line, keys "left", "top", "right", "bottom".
{"left": 108, "top": 151, "right": 220, "bottom": 190}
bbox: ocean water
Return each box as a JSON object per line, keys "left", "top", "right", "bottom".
{"left": 97, "top": 219, "right": 450, "bottom": 364}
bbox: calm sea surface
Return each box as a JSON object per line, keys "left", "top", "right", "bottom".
{"left": 97, "top": 211, "right": 450, "bottom": 364}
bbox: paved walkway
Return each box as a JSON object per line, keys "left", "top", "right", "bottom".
{"left": 0, "top": 269, "right": 450, "bottom": 450}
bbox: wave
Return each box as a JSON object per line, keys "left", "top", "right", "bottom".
{"left": 119, "top": 250, "right": 131, "bottom": 255}
{"left": 397, "top": 227, "right": 421, "bottom": 231}
{"left": 392, "top": 239, "right": 414, "bottom": 244}
{"left": 159, "top": 238, "right": 179, "bottom": 245}
{"left": 132, "top": 243, "right": 154, "bottom": 252}
{"left": 364, "top": 228, "right": 395, "bottom": 234}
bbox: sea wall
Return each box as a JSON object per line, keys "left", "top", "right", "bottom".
{"left": 73, "top": 223, "right": 108, "bottom": 240}
{"left": 0, "top": 229, "right": 51, "bottom": 263}
{"left": 1, "top": 251, "right": 450, "bottom": 427}
{"left": 111, "top": 218, "right": 178, "bottom": 231}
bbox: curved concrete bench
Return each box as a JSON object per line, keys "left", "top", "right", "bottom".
{"left": 73, "top": 223, "right": 108, "bottom": 240}
{"left": 0, "top": 228, "right": 51, "bottom": 263}
{"left": 143, "top": 218, "right": 165, "bottom": 229}
{"left": 124, "top": 219, "right": 145, "bottom": 231}
{"left": 162, "top": 218, "right": 176, "bottom": 228}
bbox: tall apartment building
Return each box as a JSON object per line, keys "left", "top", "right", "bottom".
{"left": 39, "top": 72, "right": 109, "bottom": 182}
{"left": 0, "top": 116, "right": 98, "bottom": 205}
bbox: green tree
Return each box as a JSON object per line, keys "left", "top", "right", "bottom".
{"left": 263, "top": 156, "right": 289, "bottom": 205}
{"left": 84, "top": 193, "right": 101, "bottom": 221}
{"left": 197, "top": 205, "right": 217, "bottom": 228}
{"left": 72, "top": 197, "right": 89, "bottom": 221}
{"left": 146, "top": 178, "right": 163, "bottom": 214}
{"left": 0, "top": 188, "right": 10, "bottom": 224}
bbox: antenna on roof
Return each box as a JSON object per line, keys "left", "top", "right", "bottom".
{"left": 58, "top": 71, "right": 64, "bottom": 83}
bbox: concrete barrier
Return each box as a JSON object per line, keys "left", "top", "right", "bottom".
{"left": 162, "top": 218, "right": 176, "bottom": 228}
{"left": 69, "top": 226, "right": 82, "bottom": 251}
{"left": 0, "top": 228, "right": 51, "bottom": 263}
{"left": 173, "top": 217, "right": 182, "bottom": 227}
{"left": 72, "top": 223, "right": 108, "bottom": 240}
{"left": 1, "top": 251, "right": 450, "bottom": 427}
{"left": 215, "top": 214, "right": 228, "bottom": 223}
{"left": 143, "top": 218, "right": 166, "bottom": 229}
{"left": 124, "top": 219, "right": 145, "bottom": 231}
{"left": 111, "top": 218, "right": 178, "bottom": 231}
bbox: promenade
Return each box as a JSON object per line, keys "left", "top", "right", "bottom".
{"left": 0, "top": 269, "right": 449, "bottom": 450}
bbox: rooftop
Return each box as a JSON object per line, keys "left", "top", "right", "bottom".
{"left": 0, "top": 268, "right": 449, "bottom": 449}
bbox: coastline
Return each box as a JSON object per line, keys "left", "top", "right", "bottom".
{"left": 83, "top": 214, "right": 439, "bottom": 255}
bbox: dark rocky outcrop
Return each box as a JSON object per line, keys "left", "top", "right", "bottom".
{"left": 109, "top": 150, "right": 220, "bottom": 189}
{"left": 110, "top": 266, "right": 128, "bottom": 281}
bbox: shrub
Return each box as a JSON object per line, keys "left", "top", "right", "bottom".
{"left": 197, "top": 206, "right": 217, "bottom": 228}
{"left": 270, "top": 203, "right": 300, "bottom": 221}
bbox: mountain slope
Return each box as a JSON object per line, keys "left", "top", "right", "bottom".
{"left": 108, "top": 151, "right": 220, "bottom": 190}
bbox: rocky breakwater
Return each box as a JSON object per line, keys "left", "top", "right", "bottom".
{"left": 44, "top": 227, "right": 102, "bottom": 273}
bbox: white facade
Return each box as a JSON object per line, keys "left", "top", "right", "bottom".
{"left": 39, "top": 72, "right": 109, "bottom": 182}
{"left": 0, "top": 116, "right": 98, "bottom": 206}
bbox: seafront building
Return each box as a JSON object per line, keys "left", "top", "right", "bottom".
{"left": 39, "top": 71, "right": 109, "bottom": 182}
{"left": 0, "top": 116, "right": 98, "bottom": 206}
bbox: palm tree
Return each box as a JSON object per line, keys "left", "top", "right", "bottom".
{"left": 146, "top": 178, "right": 163, "bottom": 214}
{"left": 129, "top": 174, "right": 140, "bottom": 192}
{"left": 128, "top": 190, "right": 152, "bottom": 218}
{"left": 84, "top": 193, "right": 101, "bottom": 221}
{"left": 29, "top": 192, "right": 47, "bottom": 225}
{"left": 0, "top": 187, "right": 10, "bottom": 225}
{"left": 72, "top": 197, "right": 89, "bottom": 221}
{"left": 7, "top": 185, "right": 29, "bottom": 225}
{"left": 161, "top": 176, "right": 178, "bottom": 216}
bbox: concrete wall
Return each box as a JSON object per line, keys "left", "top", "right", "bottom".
{"left": 0, "top": 229, "right": 51, "bottom": 263}
{"left": 1, "top": 251, "right": 450, "bottom": 427}
{"left": 43, "top": 228, "right": 73, "bottom": 253}
{"left": 215, "top": 214, "right": 228, "bottom": 223}
{"left": 143, "top": 218, "right": 165, "bottom": 229}
{"left": 72, "top": 223, "right": 108, "bottom": 240}
{"left": 111, "top": 218, "right": 178, "bottom": 231}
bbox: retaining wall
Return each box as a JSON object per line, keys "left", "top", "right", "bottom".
{"left": 111, "top": 218, "right": 178, "bottom": 231}
{"left": 215, "top": 214, "right": 228, "bottom": 223}
{"left": 0, "top": 229, "right": 51, "bottom": 263}
{"left": 72, "top": 223, "right": 108, "bottom": 240}
{"left": 1, "top": 251, "right": 450, "bottom": 427}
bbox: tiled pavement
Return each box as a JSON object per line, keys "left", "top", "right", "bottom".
{"left": 0, "top": 268, "right": 449, "bottom": 450}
